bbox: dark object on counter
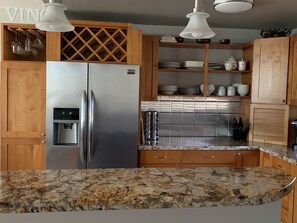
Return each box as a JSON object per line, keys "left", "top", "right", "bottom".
{"left": 233, "top": 117, "right": 248, "bottom": 141}
{"left": 196, "top": 38, "right": 211, "bottom": 44}
{"left": 175, "top": 37, "right": 184, "bottom": 43}
{"left": 219, "top": 39, "right": 231, "bottom": 44}
{"left": 290, "top": 120, "right": 297, "bottom": 150}
{"left": 260, "top": 28, "right": 292, "bottom": 38}
{"left": 142, "top": 110, "right": 159, "bottom": 141}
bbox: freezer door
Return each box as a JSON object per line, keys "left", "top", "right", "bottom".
{"left": 88, "top": 64, "right": 140, "bottom": 168}
{"left": 46, "top": 61, "right": 88, "bottom": 169}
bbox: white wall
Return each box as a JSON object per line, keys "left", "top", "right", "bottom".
{"left": 132, "top": 24, "right": 261, "bottom": 43}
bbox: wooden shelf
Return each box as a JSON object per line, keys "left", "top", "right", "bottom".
{"left": 158, "top": 94, "right": 250, "bottom": 98}
{"left": 158, "top": 68, "right": 251, "bottom": 73}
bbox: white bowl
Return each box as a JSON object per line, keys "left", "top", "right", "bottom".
{"left": 200, "top": 84, "right": 215, "bottom": 96}
{"left": 158, "top": 85, "right": 177, "bottom": 91}
{"left": 237, "top": 84, "right": 249, "bottom": 96}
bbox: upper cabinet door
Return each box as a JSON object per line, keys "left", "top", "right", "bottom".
{"left": 1, "top": 61, "right": 46, "bottom": 138}
{"left": 252, "top": 37, "right": 289, "bottom": 104}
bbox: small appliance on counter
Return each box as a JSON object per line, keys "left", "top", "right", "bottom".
{"left": 142, "top": 110, "right": 159, "bottom": 142}
{"left": 290, "top": 120, "right": 297, "bottom": 150}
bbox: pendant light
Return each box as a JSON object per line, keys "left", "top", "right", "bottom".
{"left": 36, "top": 0, "right": 74, "bottom": 32}
{"left": 213, "top": 0, "right": 254, "bottom": 13}
{"left": 180, "top": 0, "right": 215, "bottom": 39}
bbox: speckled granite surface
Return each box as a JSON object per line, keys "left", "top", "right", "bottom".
{"left": 138, "top": 139, "right": 297, "bottom": 165}
{"left": 0, "top": 167, "right": 295, "bottom": 213}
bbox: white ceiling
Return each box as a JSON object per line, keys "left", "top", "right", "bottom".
{"left": 60, "top": 0, "right": 297, "bottom": 30}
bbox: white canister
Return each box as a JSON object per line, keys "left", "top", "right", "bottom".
{"left": 217, "top": 86, "right": 226, "bottom": 96}
{"left": 227, "top": 86, "right": 236, "bottom": 96}
{"left": 238, "top": 58, "right": 247, "bottom": 71}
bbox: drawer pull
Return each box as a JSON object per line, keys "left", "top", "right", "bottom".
{"left": 205, "top": 156, "right": 215, "bottom": 159}
{"left": 154, "top": 156, "right": 168, "bottom": 159}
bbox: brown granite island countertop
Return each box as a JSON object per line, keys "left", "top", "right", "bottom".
{"left": 0, "top": 167, "right": 295, "bottom": 213}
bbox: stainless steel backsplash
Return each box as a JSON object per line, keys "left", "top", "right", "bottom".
{"left": 141, "top": 96, "right": 240, "bottom": 138}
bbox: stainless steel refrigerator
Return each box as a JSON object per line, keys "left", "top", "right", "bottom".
{"left": 46, "top": 61, "right": 140, "bottom": 169}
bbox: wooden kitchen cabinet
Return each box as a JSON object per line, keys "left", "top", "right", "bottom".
{"left": 142, "top": 35, "right": 253, "bottom": 98}
{"left": 249, "top": 104, "right": 289, "bottom": 145}
{"left": 291, "top": 164, "right": 297, "bottom": 223}
{"left": 273, "top": 157, "right": 294, "bottom": 223}
{"left": 235, "top": 150, "right": 260, "bottom": 167}
{"left": 1, "top": 138, "right": 45, "bottom": 171}
{"left": 251, "top": 37, "right": 289, "bottom": 104}
{"left": 181, "top": 150, "right": 237, "bottom": 167}
{"left": 140, "top": 150, "right": 260, "bottom": 168}
{"left": 1, "top": 61, "right": 46, "bottom": 138}
{"left": 139, "top": 150, "right": 181, "bottom": 167}
{"left": 140, "top": 35, "right": 159, "bottom": 100}
{"left": 259, "top": 151, "right": 274, "bottom": 167}
{"left": 1, "top": 61, "right": 46, "bottom": 170}
{"left": 287, "top": 35, "right": 297, "bottom": 105}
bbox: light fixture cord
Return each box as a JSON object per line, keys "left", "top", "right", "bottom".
{"left": 193, "top": 0, "right": 204, "bottom": 13}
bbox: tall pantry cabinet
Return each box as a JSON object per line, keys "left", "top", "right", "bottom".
{"left": 1, "top": 23, "right": 47, "bottom": 171}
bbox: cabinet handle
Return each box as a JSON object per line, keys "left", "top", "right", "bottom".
{"left": 42, "top": 140, "right": 46, "bottom": 144}
{"left": 237, "top": 153, "right": 241, "bottom": 156}
{"left": 154, "top": 156, "right": 167, "bottom": 159}
{"left": 282, "top": 99, "right": 286, "bottom": 103}
{"left": 205, "top": 156, "right": 215, "bottom": 159}
{"left": 41, "top": 133, "right": 46, "bottom": 136}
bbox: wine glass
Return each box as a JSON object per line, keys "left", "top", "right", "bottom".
{"left": 32, "top": 32, "right": 44, "bottom": 49}
{"left": 11, "top": 31, "right": 20, "bottom": 54}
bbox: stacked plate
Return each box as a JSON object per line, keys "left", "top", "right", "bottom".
{"left": 179, "top": 87, "right": 199, "bottom": 95}
{"left": 158, "top": 85, "right": 178, "bottom": 94}
{"left": 183, "top": 61, "right": 204, "bottom": 69}
{"left": 159, "top": 62, "right": 182, "bottom": 68}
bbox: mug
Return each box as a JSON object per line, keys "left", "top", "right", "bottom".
{"left": 217, "top": 86, "right": 226, "bottom": 96}
{"left": 224, "top": 62, "right": 237, "bottom": 71}
{"left": 238, "top": 60, "right": 246, "bottom": 71}
{"left": 227, "top": 86, "right": 236, "bottom": 96}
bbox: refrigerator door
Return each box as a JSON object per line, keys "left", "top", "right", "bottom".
{"left": 46, "top": 61, "right": 88, "bottom": 169}
{"left": 88, "top": 63, "right": 140, "bottom": 168}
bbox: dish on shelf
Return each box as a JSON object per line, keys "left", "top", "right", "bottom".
{"left": 179, "top": 87, "right": 199, "bottom": 95}
{"left": 207, "top": 63, "right": 224, "bottom": 70}
{"left": 196, "top": 38, "right": 211, "bottom": 44}
{"left": 200, "top": 84, "right": 215, "bottom": 96}
{"left": 182, "top": 61, "right": 204, "bottom": 68}
{"left": 160, "top": 39, "right": 177, "bottom": 43}
{"left": 158, "top": 85, "right": 178, "bottom": 94}
{"left": 159, "top": 91, "right": 176, "bottom": 94}
{"left": 219, "top": 39, "right": 231, "bottom": 44}
{"left": 159, "top": 61, "right": 182, "bottom": 68}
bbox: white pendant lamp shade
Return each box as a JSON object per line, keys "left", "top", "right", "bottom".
{"left": 213, "top": 0, "right": 253, "bottom": 13}
{"left": 180, "top": 0, "right": 215, "bottom": 39}
{"left": 36, "top": 0, "right": 74, "bottom": 32}
{"left": 180, "top": 12, "right": 215, "bottom": 39}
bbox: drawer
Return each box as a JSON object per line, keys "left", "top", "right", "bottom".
{"left": 273, "top": 157, "right": 291, "bottom": 174}
{"left": 140, "top": 150, "right": 181, "bottom": 164}
{"left": 181, "top": 150, "right": 236, "bottom": 164}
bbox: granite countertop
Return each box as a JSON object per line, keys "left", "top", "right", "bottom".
{"left": 0, "top": 167, "right": 295, "bottom": 213}
{"left": 138, "top": 139, "right": 297, "bottom": 165}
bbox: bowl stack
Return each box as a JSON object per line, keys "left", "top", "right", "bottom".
{"left": 158, "top": 85, "right": 178, "bottom": 94}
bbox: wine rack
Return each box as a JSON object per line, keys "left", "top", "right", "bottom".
{"left": 61, "top": 22, "right": 130, "bottom": 63}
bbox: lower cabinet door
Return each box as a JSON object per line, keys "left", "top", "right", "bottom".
{"left": 140, "top": 150, "right": 182, "bottom": 167}
{"left": 235, "top": 151, "right": 260, "bottom": 167}
{"left": 1, "top": 138, "right": 46, "bottom": 171}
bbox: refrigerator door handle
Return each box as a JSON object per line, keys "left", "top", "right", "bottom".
{"left": 80, "top": 91, "right": 87, "bottom": 164}
{"left": 88, "top": 90, "right": 95, "bottom": 163}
